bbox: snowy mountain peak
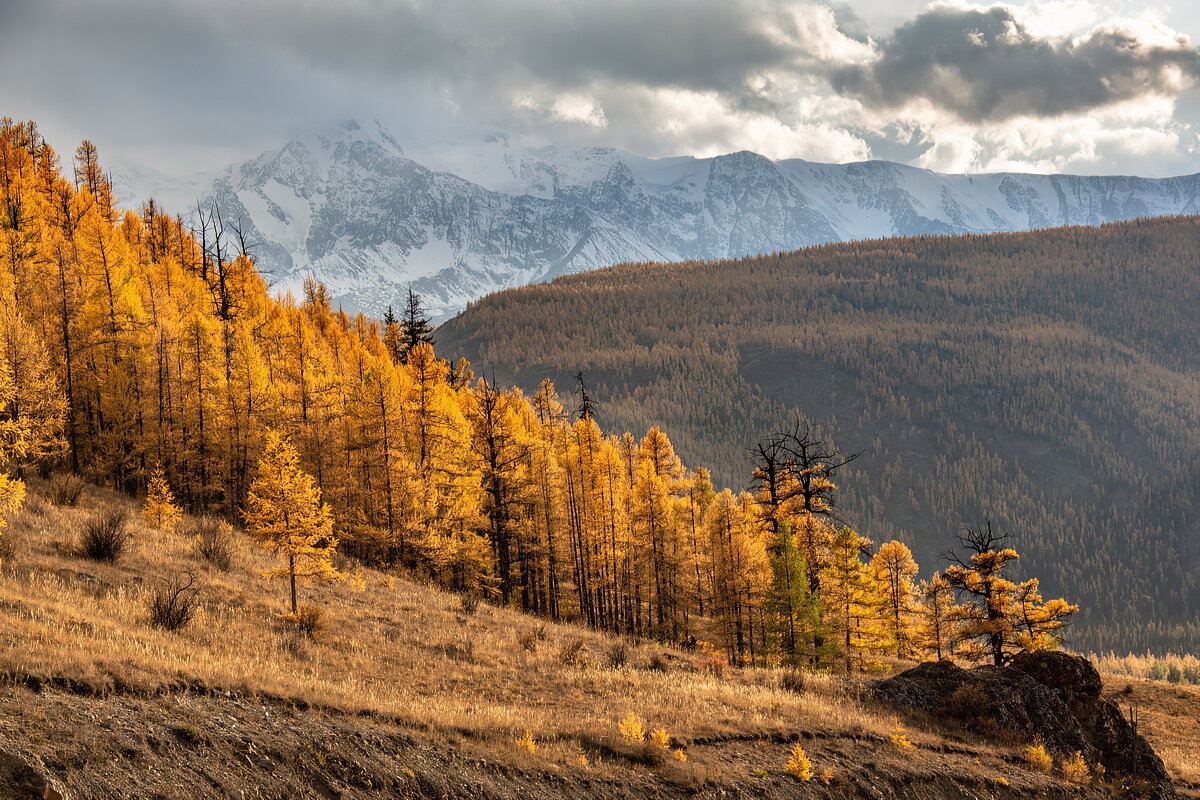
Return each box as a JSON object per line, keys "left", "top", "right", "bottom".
{"left": 114, "top": 121, "right": 1200, "bottom": 323}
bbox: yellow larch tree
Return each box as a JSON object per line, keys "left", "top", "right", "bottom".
{"left": 915, "top": 572, "right": 960, "bottom": 661}
{"left": 871, "top": 540, "right": 920, "bottom": 659}
{"left": 945, "top": 522, "right": 1077, "bottom": 665}
{"left": 142, "top": 466, "right": 181, "bottom": 531}
{"left": 823, "top": 526, "right": 886, "bottom": 671}
{"left": 244, "top": 430, "right": 342, "bottom": 614}
{"left": 1012, "top": 578, "right": 1078, "bottom": 653}
{"left": 0, "top": 351, "right": 28, "bottom": 532}
{"left": 633, "top": 426, "right": 685, "bottom": 637}
{"left": 0, "top": 302, "right": 65, "bottom": 534}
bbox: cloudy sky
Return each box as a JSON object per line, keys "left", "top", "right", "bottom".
{"left": 3, "top": 0, "right": 1200, "bottom": 176}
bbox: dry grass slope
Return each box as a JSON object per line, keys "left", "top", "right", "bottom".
{"left": 0, "top": 477, "right": 1192, "bottom": 798}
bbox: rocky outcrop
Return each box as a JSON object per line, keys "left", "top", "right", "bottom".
{"left": 876, "top": 652, "right": 1175, "bottom": 800}
{"left": 0, "top": 748, "right": 65, "bottom": 800}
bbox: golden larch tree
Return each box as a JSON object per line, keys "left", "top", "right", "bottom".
{"left": 0, "top": 351, "right": 27, "bottom": 532}
{"left": 945, "top": 522, "right": 1077, "bottom": 665}
{"left": 871, "top": 540, "right": 920, "bottom": 658}
{"left": 915, "top": 572, "right": 960, "bottom": 661}
{"left": 823, "top": 526, "right": 885, "bottom": 671}
{"left": 244, "top": 430, "right": 342, "bottom": 614}
{"left": 142, "top": 466, "right": 182, "bottom": 531}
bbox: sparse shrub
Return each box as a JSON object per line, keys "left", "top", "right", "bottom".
{"left": 170, "top": 725, "right": 203, "bottom": 745}
{"left": 517, "top": 630, "right": 540, "bottom": 653}
{"left": 780, "top": 670, "right": 806, "bottom": 694}
{"left": 1022, "top": 740, "right": 1053, "bottom": 773}
{"left": 672, "top": 748, "right": 688, "bottom": 762}
{"left": 0, "top": 533, "right": 16, "bottom": 564}
{"left": 946, "top": 683, "right": 990, "bottom": 720}
{"left": 1061, "top": 751, "right": 1091, "bottom": 784}
{"left": 819, "top": 767, "right": 836, "bottom": 784}
{"left": 557, "top": 638, "right": 588, "bottom": 666}
{"left": 619, "top": 713, "right": 646, "bottom": 743}
{"left": 193, "top": 518, "right": 236, "bottom": 571}
{"left": 889, "top": 724, "right": 914, "bottom": 751}
{"left": 288, "top": 604, "right": 325, "bottom": 637}
{"left": 606, "top": 642, "right": 629, "bottom": 668}
{"left": 147, "top": 571, "right": 201, "bottom": 631}
{"left": 516, "top": 729, "right": 537, "bottom": 755}
{"left": 646, "top": 653, "right": 669, "bottom": 672}
{"left": 81, "top": 510, "right": 131, "bottom": 561}
{"left": 700, "top": 651, "right": 725, "bottom": 678}
{"left": 640, "top": 726, "right": 676, "bottom": 764}
{"left": 785, "top": 744, "right": 813, "bottom": 781}
{"left": 437, "top": 637, "right": 476, "bottom": 662}
{"left": 51, "top": 475, "right": 86, "bottom": 507}
{"left": 458, "top": 591, "right": 481, "bottom": 615}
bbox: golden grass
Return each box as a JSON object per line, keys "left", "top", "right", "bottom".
{"left": 0, "top": 478, "right": 899, "bottom": 755}
{"left": 1101, "top": 676, "right": 1200, "bottom": 790}
{"left": 9, "top": 478, "right": 1189, "bottom": 797}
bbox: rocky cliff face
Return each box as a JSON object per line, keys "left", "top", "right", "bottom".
{"left": 114, "top": 121, "right": 1200, "bottom": 322}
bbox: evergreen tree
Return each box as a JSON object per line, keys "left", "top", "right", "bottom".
{"left": 764, "top": 521, "right": 820, "bottom": 666}
{"left": 400, "top": 289, "right": 434, "bottom": 359}
{"left": 575, "top": 371, "right": 595, "bottom": 421}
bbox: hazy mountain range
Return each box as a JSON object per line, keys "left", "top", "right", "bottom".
{"left": 113, "top": 120, "right": 1200, "bottom": 322}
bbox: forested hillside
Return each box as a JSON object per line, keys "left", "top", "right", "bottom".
{"left": 0, "top": 117, "right": 1084, "bottom": 673}
{"left": 439, "top": 218, "right": 1200, "bottom": 653}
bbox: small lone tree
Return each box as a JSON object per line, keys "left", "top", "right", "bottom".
{"left": 142, "top": 467, "right": 181, "bottom": 531}
{"left": 944, "top": 521, "right": 1077, "bottom": 665}
{"left": 244, "top": 431, "right": 342, "bottom": 614}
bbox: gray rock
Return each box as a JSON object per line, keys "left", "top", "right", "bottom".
{"left": 875, "top": 652, "right": 1176, "bottom": 800}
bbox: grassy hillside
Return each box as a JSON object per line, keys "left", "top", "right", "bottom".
{"left": 438, "top": 217, "right": 1200, "bottom": 653}
{"left": 1, "top": 476, "right": 1195, "bottom": 798}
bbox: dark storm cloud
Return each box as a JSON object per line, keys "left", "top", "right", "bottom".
{"left": 206, "top": 0, "right": 818, "bottom": 103}
{"left": 831, "top": 5, "right": 1200, "bottom": 121}
{"left": 0, "top": 0, "right": 831, "bottom": 160}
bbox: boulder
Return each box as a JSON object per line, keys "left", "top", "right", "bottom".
{"left": 875, "top": 652, "right": 1175, "bottom": 800}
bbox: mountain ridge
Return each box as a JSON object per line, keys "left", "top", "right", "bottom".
{"left": 113, "top": 120, "right": 1200, "bottom": 321}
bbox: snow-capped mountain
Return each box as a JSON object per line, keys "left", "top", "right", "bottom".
{"left": 114, "top": 120, "right": 1200, "bottom": 322}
